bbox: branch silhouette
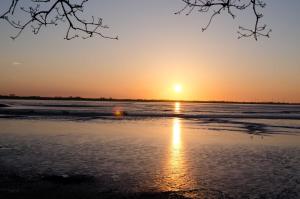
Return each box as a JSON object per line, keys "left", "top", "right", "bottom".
{"left": 0, "top": 0, "right": 271, "bottom": 40}
{"left": 177, "top": 0, "right": 271, "bottom": 40}
{"left": 0, "top": 0, "right": 118, "bottom": 40}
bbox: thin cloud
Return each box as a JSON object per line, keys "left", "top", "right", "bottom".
{"left": 12, "top": 61, "right": 22, "bottom": 65}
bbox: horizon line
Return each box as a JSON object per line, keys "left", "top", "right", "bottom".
{"left": 0, "top": 94, "right": 299, "bottom": 105}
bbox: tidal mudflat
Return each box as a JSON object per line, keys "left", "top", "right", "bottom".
{"left": 0, "top": 100, "right": 299, "bottom": 198}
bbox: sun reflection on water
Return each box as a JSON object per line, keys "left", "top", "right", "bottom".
{"left": 174, "top": 102, "right": 181, "bottom": 113}
{"left": 159, "top": 118, "right": 194, "bottom": 191}
{"left": 172, "top": 118, "right": 181, "bottom": 152}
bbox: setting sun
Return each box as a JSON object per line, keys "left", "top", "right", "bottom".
{"left": 0, "top": 1, "right": 299, "bottom": 198}
{"left": 173, "top": 84, "right": 182, "bottom": 93}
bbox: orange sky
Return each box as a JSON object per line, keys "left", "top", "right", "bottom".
{"left": 0, "top": 1, "right": 300, "bottom": 102}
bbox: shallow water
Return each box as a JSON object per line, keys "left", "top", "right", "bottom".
{"left": 0, "top": 100, "right": 299, "bottom": 198}
{"left": 1, "top": 99, "right": 300, "bottom": 120}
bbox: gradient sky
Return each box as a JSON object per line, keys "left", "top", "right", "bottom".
{"left": 0, "top": 0, "right": 300, "bottom": 102}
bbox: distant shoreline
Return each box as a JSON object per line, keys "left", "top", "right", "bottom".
{"left": 0, "top": 95, "right": 299, "bottom": 105}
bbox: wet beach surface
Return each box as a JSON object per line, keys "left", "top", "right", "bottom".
{"left": 0, "top": 100, "right": 300, "bottom": 198}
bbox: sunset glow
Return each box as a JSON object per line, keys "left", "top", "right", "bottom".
{"left": 0, "top": 1, "right": 299, "bottom": 103}
{"left": 173, "top": 84, "right": 182, "bottom": 93}
{"left": 0, "top": 1, "right": 299, "bottom": 197}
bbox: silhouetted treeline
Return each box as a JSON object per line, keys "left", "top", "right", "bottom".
{"left": 0, "top": 95, "right": 298, "bottom": 105}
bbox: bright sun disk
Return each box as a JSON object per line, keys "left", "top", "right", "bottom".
{"left": 174, "top": 84, "right": 182, "bottom": 93}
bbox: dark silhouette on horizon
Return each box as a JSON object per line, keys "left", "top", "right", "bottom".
{"left": 0, "top": 95, "right": 298, "bottom": 105}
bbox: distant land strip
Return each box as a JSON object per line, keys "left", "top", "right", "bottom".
{"left": 0, "top": 95, "right": 299, "bottom": 105}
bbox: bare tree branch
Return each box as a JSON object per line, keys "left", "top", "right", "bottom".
{"left": 0, "top": 0, "right": 118, "bottom": 40}
{"left": 0, "top": 0, "right": 272, "bottom": 41}
{"left": 177, "top": 0, "right": 271, "bottom": 40}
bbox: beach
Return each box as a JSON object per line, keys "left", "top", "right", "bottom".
{"left": 0, "top": 99, "right": 299, "bottom": 198}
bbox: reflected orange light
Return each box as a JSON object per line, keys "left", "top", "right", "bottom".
{"left": 159, "top": 118, "right": 195, "bottom": 191}
{"left": 113, "top": 107, "right": 124, "bottom": 117}
{"left": 174, "top": 102, "right": 181, "bottom": 113}
{"left": 172, "top": 118, "right": 181, "bottom": 148}
{"left": 161, "top": 118, "right": 184, "bottom": 191}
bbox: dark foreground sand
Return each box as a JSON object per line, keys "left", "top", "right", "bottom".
{"left": 0, "top": 173, "right": 237, "bottom": 199}
{"left": 1, "top": 164, "right": 299, "bottom": 199}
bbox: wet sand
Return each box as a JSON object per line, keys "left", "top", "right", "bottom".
{"left": 0, "top": 118, "right": 299, "bottom": 198}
